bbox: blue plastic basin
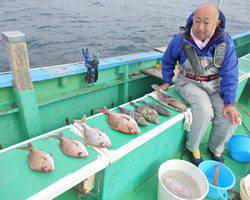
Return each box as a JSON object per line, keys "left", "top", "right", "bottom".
{"left": 228, "top": 134, "right": 250, "bottom": 162}
{"left": 199, "top": 160, "right": 235, "bottom": 200}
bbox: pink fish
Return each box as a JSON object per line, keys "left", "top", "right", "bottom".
{"left": 74, "top": 116, "right": 112, "bottom": 148}
{"left": 150, "top": 84, "right": 187, "bottom": 112}
{"left": 98, "top": 107, "right": 140, "bottom": 134}
{"left": 18, "top": 143, "right": 55, "bottom": 173}
{"left": 47, "top": 133, "right": 88, "bottom": 158}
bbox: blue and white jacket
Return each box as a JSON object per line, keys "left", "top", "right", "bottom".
{"left": 162, "top": 11, "right": 238, "bottom": 105}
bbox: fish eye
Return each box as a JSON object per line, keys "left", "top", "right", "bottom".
{"left": 42, "top": 165, "right": 48, "bottom": 170}
{"left": 78, "top": 152, "right": 83, "bottom": 156}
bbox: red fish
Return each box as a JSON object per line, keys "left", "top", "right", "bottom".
{"left": 98, "top": 107, "right": 140, "bottom": 134}
{"left": 47, "top": 133, "right": 88, "bottom": 158}
{"left": 74, "top": 116, "right": 112, "bottom": 148}
{"left": 150, "top": 84, "right": 187, "bottom": 112}
{"left": 18, "top": 143, "right": 55, "bottom": 173}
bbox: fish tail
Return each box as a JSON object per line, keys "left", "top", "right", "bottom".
{"left": 151, "top": 84, "right": 161, "bottom": 92}
{"left": 46, "top": 132, "right": 63, "bottom": 140}
{"left": 81, "top": 115, "right": 87, "bottom": 123}
{"left": 129, "top": 102, "right": 137, "bottom": 107}
{"left": 96, "top": 107, "right": 108, "bottom": 114}
{"left": 18, "top": 143, "right": 33, "bottom": 151}
{"left": 117, "top": 106, "right": 122, "bottom": 111}
{"left": 73, "top": 115, "right": 87, "bottom": 126}
{"left": 139, "top": 100, "right": 146, "bottom": 105}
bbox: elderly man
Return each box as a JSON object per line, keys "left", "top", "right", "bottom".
{"left": 161, "top": 3, "right": 241, "bottom": 166}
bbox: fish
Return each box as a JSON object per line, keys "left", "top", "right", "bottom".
{"left": 74, "top": 116, "right": 112, "bottom": 148}
{"left": 150, "top": 84, "right": 187, "bottom": 112}
{"left": 46, "top": 133, "right": 89, "bottom": 158}
{"left": 18, "top": 143, "right": 55, "bottom": 172}
{"left": 139, "top": 100, "right": 171, "bottom": 116}
{"left": 98, "top": 107, "right": 140, "bottom": 134}
{"left": 130, "top": 102, "right": 159, "bottom": 124}
{"left": 117, "top": 106, "right": 148, "bottom": 126}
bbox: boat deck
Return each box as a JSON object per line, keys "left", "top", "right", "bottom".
{"left": 123, "top": 55, "right": 250, "bottom": 200}
{"left": 1, "top": 52, "right": 249, "bottom": 200}
{"left": 55, "top": 54, "right": 250, "bottom": 200}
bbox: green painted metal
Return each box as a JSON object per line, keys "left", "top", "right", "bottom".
{"left": 0, "top": 32, "right": 249, "bottom": 200}
{"left": 234, "top": 33, "right": 250, "bottom": 58}
{"left": 99, "top": 79, "right": 248, "bottom": 200}
{"left": 119, "top": 64, "right": 129, "bottom": 104}
{"left": 0, "top": 33, "right": 249, "bottom": 150}
{"left": 14, "top": 88, "right": 41, "bottom": 140}
{"left": 122, "top": 92, "right": 250, "bottom": 200}
{"left": 55, "top": 72, "right": 249, "bottom": 200}
{"left": 0, "top": 127, "right": 99, "bottom": 200}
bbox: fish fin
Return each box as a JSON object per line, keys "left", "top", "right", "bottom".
{"left": 129, "top": 102, "right": 137, "bottom": 107}
{"left": 131, "top": 111, "right": 135, "bottom": 119}
{"left": 73, "top": 119, "right": 83, "bottom": 127}
{"left": 46, "top": 132, "right": 63, "bottom": 140}
{"left": 117, "top": 106, "right": 122, "bottom": 111}
{"left": 18, "top": 143, "right": 33, "bottom": 151}
{"left": 96, "top": 107, "right": 108, "bottom": 114}
{"left": 50, "top": 153, "right": 53, "bottom": 158}
{"left": 139, "top": 100, "right": 145, "bottom": 104}
{"left": 81, "top": 115, "right": 87, "bottom": 122}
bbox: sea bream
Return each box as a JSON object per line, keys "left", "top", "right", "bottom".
{"left": 18, "top": 143, "right": 55, "bottom": 173}
{"left": 139, "top": 100, "right": 171, "bottom": 116}
{"left": 130, "top": 102, "right": 159, "bottom": 124}
{"left": 150, "top": 84, "right": 187, "bottom": 112}
{"left": 46, "top": 133, "right": 89, "bottom": 158}
{"left": 74, "top": 116, "right": 112, "bottom": 148}
{"left": 117, "top": 106, "right": 148, "bottom": 126}
{"left": 99, "top": 107, "right": 140, "bottom": 134}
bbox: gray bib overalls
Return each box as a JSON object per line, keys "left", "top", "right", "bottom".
{"left": 174, "top": 40, "right": 237, "bottom": 155}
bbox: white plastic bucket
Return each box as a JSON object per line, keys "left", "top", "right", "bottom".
{"left": 240, "top": 175, "right": 250, "bottom": 200}
{"left": 158, "top": 159, "right": 208, "bottom": 200}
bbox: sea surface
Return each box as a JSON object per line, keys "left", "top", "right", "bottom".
{"left": 0, "top": 0, "right": 249, "bottom": 71}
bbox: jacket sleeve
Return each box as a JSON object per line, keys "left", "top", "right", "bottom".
{"left": 162, "top": 35, "right": 180, "bottom": 84}
{"left": 219, "top": 34, "right": 238, "bottom": 105}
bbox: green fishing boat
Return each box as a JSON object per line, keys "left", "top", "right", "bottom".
{"left": 0, "top": 28, "right": 249, "bottom": 200}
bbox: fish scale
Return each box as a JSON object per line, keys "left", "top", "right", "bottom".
{"left": 130, "top": 102, "right": 159, "bottom": 124}
{"left": 139, "top": 100, "right": 171, "bottom": 116}
{"left": 47, "top": 133, "right": 89, "bottom": 158}
{"left": 117, "top": 106, "right": 148, "bottom": 126}
{"left": 74, "top": 116, "right": 112, "bottom": 147}
{"left": 18, "top": 143, "right": 55, "bottom": 173}
{"left": 150, "top": 84, "right": 187, "bottom": 112}
{"left": 98, "top": 107, "right": 140, "bottom": 134}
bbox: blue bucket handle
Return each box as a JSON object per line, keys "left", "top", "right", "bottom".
{"left": 220, "top": 190, "right": 228, "bottom": 200}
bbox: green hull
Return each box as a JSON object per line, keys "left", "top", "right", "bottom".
{"left": 0, "top": 32, "right": 249, "bottom": 200}
{"left": 0, "top": 33, "right": 249, "bottom": 148}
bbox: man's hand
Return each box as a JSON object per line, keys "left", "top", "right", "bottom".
{"left": 159, "top": 83, "right": 170, "bottom": 90}
{"left": 223, "top": 104, "right": 242, "bottom": 125}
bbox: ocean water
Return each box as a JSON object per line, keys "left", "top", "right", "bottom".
{"left": 0, "top": 0, "right": 249, "bottom": 71}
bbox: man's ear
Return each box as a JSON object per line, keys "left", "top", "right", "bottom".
{"left": 216, "top": 19, "right": 221, "bottom": 27}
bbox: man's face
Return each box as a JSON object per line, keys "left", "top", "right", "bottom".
{"left": 192, "top": 8, "right": 220, "bottom": 41}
